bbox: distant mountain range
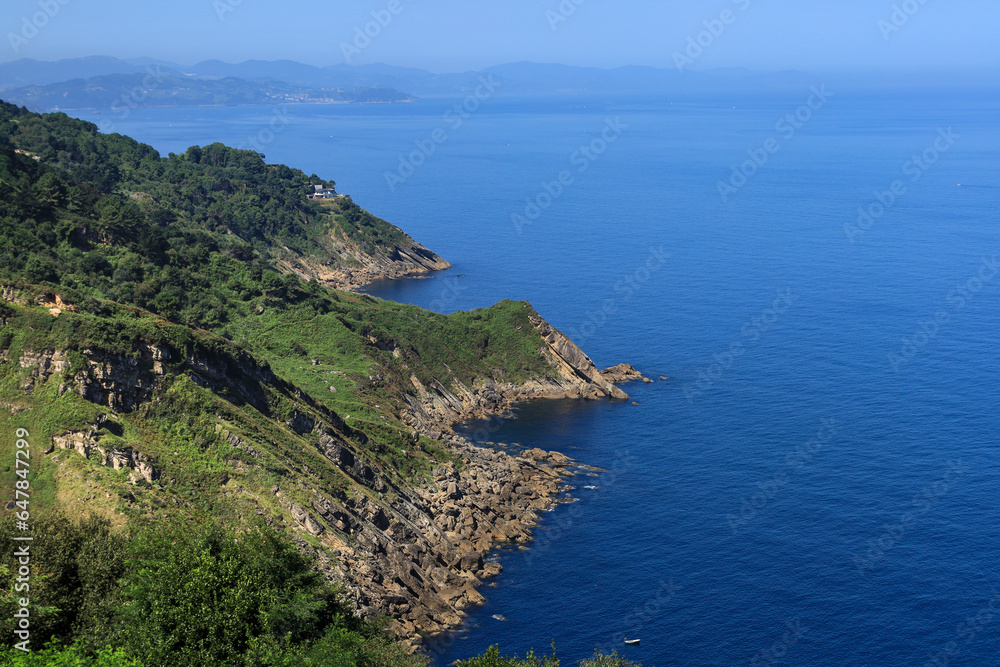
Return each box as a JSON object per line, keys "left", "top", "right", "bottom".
{"left": 0, "top": 56, "right": 820, "bottom": 113}
{"left": 0, "top": 56, "right": 992, "bottom": 113}
{"left": 3, "top": 72, "right": 410, "bottom": 111}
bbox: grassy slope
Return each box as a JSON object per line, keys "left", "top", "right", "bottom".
{"left": 0, "top": 101, "right": 559, "bottom": 532}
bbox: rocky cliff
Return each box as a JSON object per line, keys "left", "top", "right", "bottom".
{"left": 4, "top": 304, "right": 642, "bottom": 645}
{"left": 276, "top": 218, "right": 452, "bottom": 291}
{"left": 402, "top": 306, "right": 635, "bottom": 436}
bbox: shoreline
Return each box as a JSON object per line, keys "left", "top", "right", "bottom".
{"left": 47, "top": 99, "right": 415, "bottom": 114}
{"left": 324, "top": 265, "right": 646, "bottom": 646}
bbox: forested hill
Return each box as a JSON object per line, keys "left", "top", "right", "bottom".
{"left": 0, "top": 100, "right": 448, "bottom": 314}
{"left": 0, "top": 100, "right": 640, "bottom": 666}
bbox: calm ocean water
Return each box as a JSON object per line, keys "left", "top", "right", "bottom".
{"left": 94, "top": 85, "right": 1000, "bottom": 666}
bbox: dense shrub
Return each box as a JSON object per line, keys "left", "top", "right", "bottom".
{"left": 0, "top": 514, "right": 428, "bottom": 666}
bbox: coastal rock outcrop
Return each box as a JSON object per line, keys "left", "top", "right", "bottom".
{"left": 321, "top": 437, "right": 579, "bottom": 639}
{"left": 277, "top": 234, "right": 451, "bottom": 291}
{"left": 5, "top": 306, "right": 639, "bottom": 647}
{"left": 599, "top": 362, "right": 647, "bottom": 384}
{"left": 402, "top": 307, "right": 635, "bottom": 436}
{"left": 9, "top": 338, "right": 590, "bottom": 643}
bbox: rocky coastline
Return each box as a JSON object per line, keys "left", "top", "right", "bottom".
{"left": 2, "top": 282, "right": 646, "bottom": 649}
{"left": 276, "top": 231, "right": 452, "bottom": 292}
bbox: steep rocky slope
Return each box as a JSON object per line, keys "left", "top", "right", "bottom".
{"left": 404, "top": 307, "right": 631, "bottom": 434}
{"left": 276, "top": 213, "right": 452, "bottom": 291}
{"left": 0, "top": 287, "right": 642, "bottom": 644}
{"left": 0, "top": 101, "right": 646, "bottom": 650}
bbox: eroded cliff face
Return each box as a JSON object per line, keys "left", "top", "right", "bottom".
{"left": 310, "top": 439, "right": 582, "bottom": 638}
{"left": 5, "top": 306, "right": 641, "bottom": 645}
{"left": 277, "top": 231, "right": 452, "bottom": 291}
{"left": 402, "top": 307, "right": 634, "bottom": 435}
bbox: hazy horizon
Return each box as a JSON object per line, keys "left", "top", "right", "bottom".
{"left": 2, "top": 0, "right": 997, "bottom": 74}
{"left": 5, "top": 54, "right": 1000, "bottom": 80}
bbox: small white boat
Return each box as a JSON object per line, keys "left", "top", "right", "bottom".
{"left": 624, "top": 638, "right": 641, "bottom": 646}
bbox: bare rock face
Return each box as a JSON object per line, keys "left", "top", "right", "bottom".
{"left": 1, "top": 285, "right": 27, "bottom": 305}
{"left": 403, "top": 307, "right": 632, "bottom": 435}
{"left": 277, "top": 234, "right": 452, "bottom": 292}
{"left": 7, "top": 300, "right": 636, "bottom": 649}
{"left": 14, "top": 340, "right": 276, "bottom": 416}
{"left": 52, "top": 420, "right": 161, "bottom": 484}
{"left": 319, "top": 436, "right": 578, "bottom": 641}
{"left": 599, "top": 363, "right": 646, "bottom": 384}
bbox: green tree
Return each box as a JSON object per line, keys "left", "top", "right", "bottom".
{"left": 0, "top": 642, "right": 144, "bottom": 667}
{"left": 0, "top": 512, "right": 126, "bottom": 649}
{"left": 579, "top": 650, "right": 645, "bottom": 667}
{"left": 112, "top": 522, "right": 357, "bottom": 666}
{"left": 456, "top": 644, "right": 559, "bottom": 667}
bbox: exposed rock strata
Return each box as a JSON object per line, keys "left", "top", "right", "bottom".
{"left": 6, "top": 309, "right": 641, "bottom": 646}
{"left": 315, "top": 438, "right": 581, "bottom": 639}
{"left": 403, "top": 307, "right": 641, "bottom": 436}
{"left": 599, "top": 362, "right": 647, "bottom": 384}
{"left": 51, "top": 422, "right": 160, "bottom": 484}
{"left": 277, "top": 234, "right": 451, "bottom": 292}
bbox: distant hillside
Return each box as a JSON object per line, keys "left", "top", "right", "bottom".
{"left": 0, "top": 56, "right": 820, "bottom": 100}
{"left": 0, "top": 56, "right": 154, "bottom": 89}
{"left": 2, "top": 57, "right": 995, "bottom": 106}
{"left": 2, "top": 71, "right": 411, "bottom": 112}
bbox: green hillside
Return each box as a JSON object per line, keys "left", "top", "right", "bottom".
{"left": 0, "top": 102, "right": 640, "bottom": 666}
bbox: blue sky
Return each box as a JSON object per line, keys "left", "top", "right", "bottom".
{"left": 2, "top": 0, "right": 998, "bottom": 72}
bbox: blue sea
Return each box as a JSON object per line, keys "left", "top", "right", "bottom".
{"left": 91, "top": 83, "right": 1000, "bottom": 666}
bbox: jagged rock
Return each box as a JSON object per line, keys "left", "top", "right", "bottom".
{"left": 286, "top": 412, "right": 315, "bottom": 434}
{"left": 600, "top": 363, "right": 646, "bottom": 383}
{"left": 11, "top": 306, "right": 624, "bottom": 650}
{"left": 304, "top": 515, "right": 325, "bottom": 536}
{"left": 52, "top": 426, "right": 160, "bottom": 483}
{"left": 403, "top": 308, "right": 632, "bottom": 434}
{"left": 277, "top": 228, "right": 452, "bottom": 292}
